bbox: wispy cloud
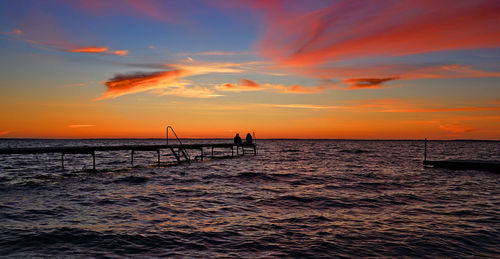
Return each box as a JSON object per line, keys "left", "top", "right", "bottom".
{"left": 0, "top": 29, "right": 23, "bottom": 36}
{"left": 215, "top": 78, "right": 326, "bottom": 94}
{"left": 306, "top": 63, "right": 500, "bottom": 89}
{"left": 439, "top": 123, "right": 479, "bottom": 133}
{"left": 343, "top": 77, "right": 399, "bottom": 89}
{"left": 97, "top": 70, "right": 189, "bottom": 100}
{"left": 254, "top": 0, "right": 500, "bottom": 67}
{"left": 68, "top": 46, "right": 108, "bottom": 53}
{"left": 191, "top": 51, "right": 257, "bottom": 56}
{"left": 67, "top": 124, "right": 96, "bottom": 128}
{"left": 348, "top": 98, "right": 500, "bottom": 113}
{"left": 263, "top": 104, "right": 341, "bottom": 110}
{"left": 0, "top": 131, "right": 10, "bottom": 136}
{"left": 96, "top": 60, "right": 248, "bottom": 100}
{"left": 112, "top": 50, "right": 129, "bottom": 56}
{"left": 67, "top": 46, "right": 129, "bottom": 56}
{"left": 283, "top": 85, "right": 325, "bottom": 93}
{"left": 216, "top": 0, "right": 500, "bottom": 89}
{"left": 403, "top": 64, "right": 500, "bottom": 79}
{"left": 65, "top": 0, "right": 191, "bottom": 25}
{"left": 2, "top": 28, "right": 130, "bottom": 57}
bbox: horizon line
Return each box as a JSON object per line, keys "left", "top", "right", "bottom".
{"left": 0, "top": 137, "right": 498, "bottom": 142}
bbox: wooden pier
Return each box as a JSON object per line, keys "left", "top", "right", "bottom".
{"left": 0, "top": 143, "right": 257, "bottom": 170}
{"left": 0, "top": 127, "right": 257, "bottom": 170}
{"left": 423, "top": 138, "right": 500, "bottom": 173}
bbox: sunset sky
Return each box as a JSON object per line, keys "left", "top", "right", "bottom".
{"left": 1, "top": 0, "right": 499, "bottom": 139}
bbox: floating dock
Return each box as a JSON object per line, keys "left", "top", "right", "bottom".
{"left": 423, "top": 159, "right": 500, "bottom": 173}
{"left": 423, "top": 138, "right": 500, "bottom": 173}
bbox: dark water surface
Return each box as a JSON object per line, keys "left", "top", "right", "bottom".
{"left": 0, "top": 139, "right": 499, "bottom": 257}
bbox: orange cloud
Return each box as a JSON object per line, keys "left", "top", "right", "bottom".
{"left": 255, "top": 0, "right": 500, "bottom": 66}
{"left": 264, "top": 104, "right": 340, "bottom": 110}
{"left": 215, "top": 78, "right": 326, "bottom": 94}
{"left": 348, "top": 98, "right": 500, "bottom": 113}
{"left": 67, "top": 46, "right": 129, "bottom": 56}
{"left": 97, "top": 70, "right": 188, "bottom": 100}
{"left": 439, "top": 124, "right": 479, "bottom": 133}
{"left": 283, "top": 85, "right": 325, "bottom": 93}
{"left": 0, "top": 131, "right": 10, "bottom": 136}
{"left": 387, "top": 107, "right": 500, "bottom": 113}
{"left": 403, "top": 64, "right": 500, "bottom": 79}
{"left": 240, "top": 78, "right": 259, "bottom": 88}
{"left": 112, "top": 50, "right": 129, "bottom": 56}
{"left": 96, "top": 60, "right": 245, "bottom": 100}
{"left": 216, "top": 79, "right": 262, "bottom": 92}
{"left": 343, "top": 77, "right": 399, "bottom": 89}
{"left": 68, "top": 46, "right": 108, "bottom": 53}
{"left": 67, "top": 124, "right": 96, "bottom": 128}
{"left": 220, "top": 83, "right": 237, "bottom": 89}
{"left": 354, "top": 98, "right": 405, "bottom": 109}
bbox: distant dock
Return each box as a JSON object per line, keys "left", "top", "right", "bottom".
{"left": 423, "top": 159, "right": 500, "bottom": 173}
{"left": 0, "top": 126, "right": 257, "bottom": 170}
{"left": 423, "top": 138, "right": 500, "bottom": 173}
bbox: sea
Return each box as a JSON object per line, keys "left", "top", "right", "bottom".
{"left": 0, "top": 139, "right": 499, "bottom": 258}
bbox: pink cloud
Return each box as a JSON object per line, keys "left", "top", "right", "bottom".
{"left": 254, "top": 0, "right": 500, "bottom": 66}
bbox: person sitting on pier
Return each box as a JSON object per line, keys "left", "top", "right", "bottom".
{"left": 245, "top": 133, "right": 253, "bottom": 145}
{"left": 234, "top": 133, "right": 242, "bottom": 145}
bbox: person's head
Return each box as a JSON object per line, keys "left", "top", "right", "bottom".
{"left": 236, "top": 133, "right": 239, "bottom": 136}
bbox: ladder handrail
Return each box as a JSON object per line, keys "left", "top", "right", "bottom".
{"left": 166, "top": 126, "right": 183, "bottom": 146}
{"left": 166, "top": 126, "right": 190, "bottom": 161}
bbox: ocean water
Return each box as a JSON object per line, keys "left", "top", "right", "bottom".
{"left": 0, "top": 139, "right": 499, "bottom": 258}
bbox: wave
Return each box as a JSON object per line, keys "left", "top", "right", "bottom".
{"left": 339, "top": 149, "right": 371, "bottom": 154}
{"left": 112, "top": 175, "right": 149, "bottom": 184}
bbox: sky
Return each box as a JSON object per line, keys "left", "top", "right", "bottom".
{"left": 0, "top": 0, "right": 499, "bottom": 139}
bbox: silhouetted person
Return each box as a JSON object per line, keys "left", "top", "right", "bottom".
{"left": 245, "top": 133, "right": 253, "bottom": 144}
{"left": 234, "top": 133, "right": 242, "bottom": 145}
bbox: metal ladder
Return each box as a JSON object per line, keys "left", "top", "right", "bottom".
{"left": 166, "top": 126, "right": 190, "bottom": 163}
